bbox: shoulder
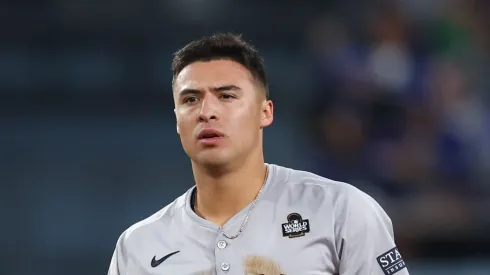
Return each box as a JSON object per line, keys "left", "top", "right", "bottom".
{"left": 114, "top": 189, "right": 190, "bottom": 248}
{"left": 275, "top": 164, "right": 375, "bottom": 201}
{"left": 272, "top": 164, "right": 388, "bottom": 218}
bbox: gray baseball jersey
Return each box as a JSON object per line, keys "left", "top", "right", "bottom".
{"left": 108, "top": 164, "right": 409, "bottom": 275}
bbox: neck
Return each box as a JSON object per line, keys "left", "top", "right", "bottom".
{"left": 191, "top": 154, "right": 268, "bottom": 227}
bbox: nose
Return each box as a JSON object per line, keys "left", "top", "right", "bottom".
{"left": 198, "top": 97, "right": 219, "bottom": 122}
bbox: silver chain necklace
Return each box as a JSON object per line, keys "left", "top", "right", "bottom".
{"left": 195, "top": 165, "right": 269, "bottom": 240}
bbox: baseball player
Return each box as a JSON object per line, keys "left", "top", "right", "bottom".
{"left": 107, "top": 33, "right": 410, "bottom": 275}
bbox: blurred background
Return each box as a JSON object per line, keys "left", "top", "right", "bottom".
{"left": 1, "top": 0, "right": 489, "bottom": 274}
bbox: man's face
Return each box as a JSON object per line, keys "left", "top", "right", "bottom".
{"left": 173, "top": 59, "right": 273, "bottom": 166}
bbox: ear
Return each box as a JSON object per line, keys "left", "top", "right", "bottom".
{"left": 260, "top": 100, "right": 274, "bottom": 129}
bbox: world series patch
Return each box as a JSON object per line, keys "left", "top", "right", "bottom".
{"left": 282, "top": 213, "right": 310, "bottom": 238}
{"left": 376, "top": 247, "right": 406, "bottom": 275}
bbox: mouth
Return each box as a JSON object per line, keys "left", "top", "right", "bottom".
{"left": 197, "top": 129, "right": 225, "bottom": 143}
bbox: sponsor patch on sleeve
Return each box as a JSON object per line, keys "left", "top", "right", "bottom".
{"left": 376, "top": 247, "right": 406, "bottom": 275}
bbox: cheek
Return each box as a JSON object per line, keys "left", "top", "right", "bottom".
{"left": 231, "top": 103, "right": 261, "bottom": 127}
{"left": 177, "top": 115, "right": 195, "bottom": 139}
{"left": 230, "top": 111, "right": 256, "bottom": 133}
{"left": 229, "top": 112, "right": 261, "bottom": 147}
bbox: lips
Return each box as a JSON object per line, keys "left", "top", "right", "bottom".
{"left": 197, "top": 129, "right": 225, "bottom": 140}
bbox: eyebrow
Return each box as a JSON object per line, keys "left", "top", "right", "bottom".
{"left": 178, "top": 85, "right": 242, "bottom": 97}
{"left": 214, "top": 85, "right": 241, "bottom": 92}
{"left": 178, "top": 88, "right": 201, "bottom": 97}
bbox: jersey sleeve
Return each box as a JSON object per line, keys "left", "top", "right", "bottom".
{"left": 107, "top": 233, "right": 127, "bottom": 275}
{"left": 335, "top": 186, "right": 409, "bottom": 275}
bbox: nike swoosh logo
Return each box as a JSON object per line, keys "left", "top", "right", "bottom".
{"left": 151, "top": 251, "right": 180, "bottom": 267}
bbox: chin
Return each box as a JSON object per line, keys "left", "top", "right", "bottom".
{"left": 193, "top": 150, "right": 233, "bottom": 167}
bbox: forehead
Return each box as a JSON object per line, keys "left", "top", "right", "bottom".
{"left": 173, "top": 59, "right": 255, "bottom": 92}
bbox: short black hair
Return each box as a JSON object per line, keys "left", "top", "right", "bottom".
{"left": 171, "top": 33, "right": 269, "bottom": 98}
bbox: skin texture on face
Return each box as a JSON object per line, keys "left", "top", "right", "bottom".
{"left": 173, "top": 59, "right": 273, "bottom": 168}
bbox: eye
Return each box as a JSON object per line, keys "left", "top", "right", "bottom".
{"left": 220, "top": 94, "right": 235, "bottom": 100}
{"left": 183, "top": 97, "right": 199, "bottom": 104}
